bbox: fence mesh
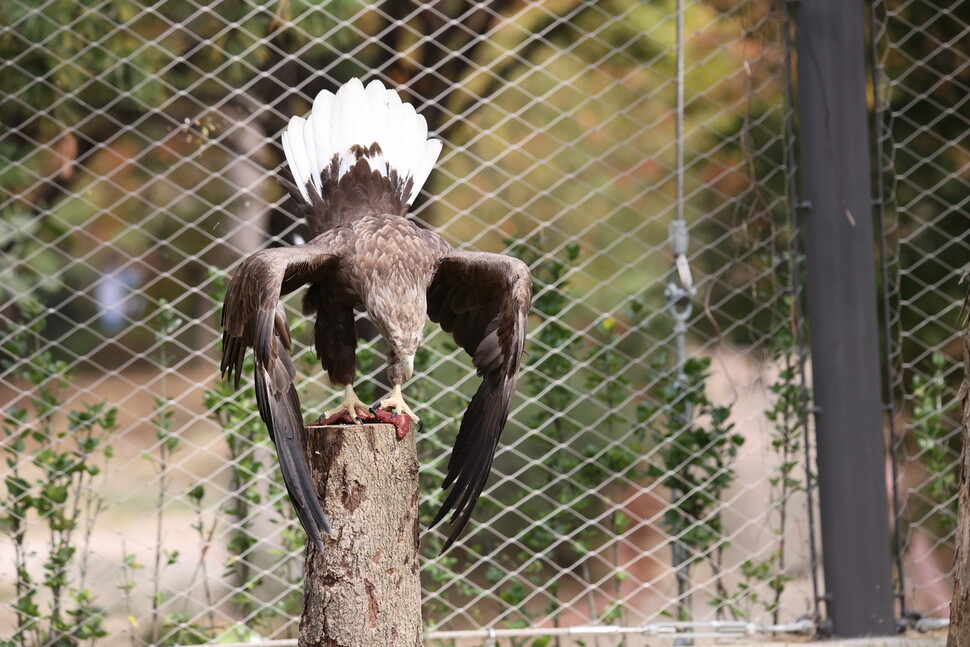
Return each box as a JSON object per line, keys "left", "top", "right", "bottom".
{"left": 0, "top": 0, "right": 964, "bottom": 644}
{"left": 877, "top": 0, "right": 970, "bottom": 620}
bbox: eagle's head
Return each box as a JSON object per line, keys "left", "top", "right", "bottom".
{"left": 369, "top": 290, "right": 426, "bottom": 382}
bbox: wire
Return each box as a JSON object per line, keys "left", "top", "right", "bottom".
{"left": 665, "top": 1, "right": 698, "bottom": 631}
{"left": 194, "top": 619, "right": 818, "bottom": 647}
{"left": 781, "top": 0, "right": 822, "bottom": 624}
{"left": 868, "top": 0, "right": 907, "bottom": 622}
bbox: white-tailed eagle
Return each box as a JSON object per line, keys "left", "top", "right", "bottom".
{"left": 220, "top": 78, "right": 532, "bottom": 552}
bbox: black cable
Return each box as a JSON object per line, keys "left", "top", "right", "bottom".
{"left": 781, "top": 0, "right": 822, "bottom": 626}
{"left": 867, "top": 0, "right": 908, "bottom": 623}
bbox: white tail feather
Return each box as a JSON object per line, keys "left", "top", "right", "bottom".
{"left": 302, "top": 119, "right": 320, "bottom": 195}
{"left": 283, "top": 117, "right": 311, "bottom": 203}
{"left": 310, "top": 91, "right": 334, "bottom": 180}
{"left": 283, "top": 78, "right": 441, "bottom": 207}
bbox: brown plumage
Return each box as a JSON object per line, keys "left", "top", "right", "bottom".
{"left": 220, "top": 79, "right": 532, "bottom": 552}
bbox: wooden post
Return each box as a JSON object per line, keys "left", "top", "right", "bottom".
{"left": 299, "top": 423, "right": 422, "bottom": 647}
{"left": 948, "top": 309, "right": 970, "bottom": 646}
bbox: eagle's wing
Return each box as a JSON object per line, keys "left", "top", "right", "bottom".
{"left": 220, "top": 238, "right": 342, "bottom": 550}
{"left": 426, "top": 251, "right": 532, "bottom": 551}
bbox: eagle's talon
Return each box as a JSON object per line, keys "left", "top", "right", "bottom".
{"left": 354, "top": 407, "right": 381, "bottom": 424}
{"left": 318, "top": 386, "right": 373, "bottom": 426}
{"left": 371, "top": 385, "right": 420, "bottom": 439}
{"left": 375, "top": 386, "right": 419, "bottom": 421}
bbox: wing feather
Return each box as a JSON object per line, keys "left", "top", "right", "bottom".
{"left": 220, "top": 238, "right": 343, "bottom": 550}
{"left": 426, "top": 251, "right": 532, "bottom": 552}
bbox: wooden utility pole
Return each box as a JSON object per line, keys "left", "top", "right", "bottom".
{"left": 948, "top": 304, "right": 970, "bottom": 646}
{"left": 299, "top": 423, "right": 422, "bottom": 647}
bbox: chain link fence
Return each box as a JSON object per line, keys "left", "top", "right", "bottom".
{"left": 0, "top": 0, "right": 964, "bottom": 645}
{"left": 877, "top": 0, "right": 970, "bottom": 621}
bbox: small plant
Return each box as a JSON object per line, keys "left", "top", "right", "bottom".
{"left": 515, "top": 239, "right": 603, "bottom": 568}
{"left": 911, "top": 351, "right": 956, "bottom": 533}
{"left": 147, "top": 300, "right": 184, "bottom": 643}
{"left": 704, "top": 236, "right": 812, "bottom": 623}
{"left": 717, "top": 291, "right": 808, "bottom": 622}
{"left": 202, "top": 267, "right": 305, "bottom": 633}
{"left": 185, "top": 483, "right": 217, "bottom": 628}
{"left": 204, "top": 268, "right": 272, "bottom": 619}
{"left": 644, "top": 353, "right": 743, "bottom": 623}
{"left": 419, "top": 234, "right": 653, "bottom": 631}
{"left": 478, "top": 235, "right": 649, "bottom": 627}
{"left": 758, "top": 330, "right": 806, "bottom": 621}
{"left": 508, "top": 238, "right": 607, "bottom": 626}
{"left": 118, "top": 549, "right": 144, "bottom": 646}
{"left": 1, "top": 300, "right": 117, "bottom": 647}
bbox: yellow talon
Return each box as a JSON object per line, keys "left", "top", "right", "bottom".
{"left": 377, "top": 385, "right": 420, "bottom": 423}
{"left": 323, "top": 385, "right": 371, "bottom": 423}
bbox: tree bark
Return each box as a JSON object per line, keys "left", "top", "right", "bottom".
{"left": 948, "top": 311, "right": 970, "bottom": 646}
{"left": 299, "top": 423, "right": 422, "bottom": 647}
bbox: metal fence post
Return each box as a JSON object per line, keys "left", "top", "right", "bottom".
{"left": 794, "top": 0, "right": 895, "bottom": 637}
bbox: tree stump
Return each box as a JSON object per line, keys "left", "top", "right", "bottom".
{"left": 299, "top": 423, "right": 422, "bottom": 647}
{"left": 948, "top": 311, "right": 970, "bottom": 646}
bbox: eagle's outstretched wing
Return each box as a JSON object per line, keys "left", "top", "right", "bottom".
{"left": 426, "top": 251, "right": 532, "bottom": 551}
{"left": 220, "top": 240, "right": 341, "bottom": 550}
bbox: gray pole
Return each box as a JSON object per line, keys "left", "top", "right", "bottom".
{"left": 794, "top": 0, "right": 895, "bottom": 637}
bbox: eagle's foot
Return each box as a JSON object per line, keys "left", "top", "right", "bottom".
{"left": 372, "top": 386, "right": 421, "bottom": 439}
{"left": 316, "top": 386, "right": 373, "bottom": 426}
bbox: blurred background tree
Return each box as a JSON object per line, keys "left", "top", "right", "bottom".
{"left": 0, "top": 0, "right": 792, "bottom": 361}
